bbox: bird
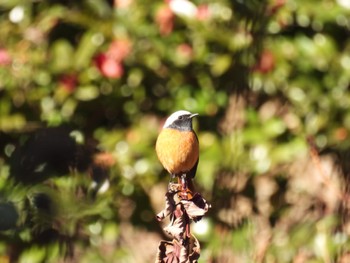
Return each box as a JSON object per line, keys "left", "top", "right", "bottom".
{"left": 156, "top": 110, "right": 199, "bottom": 199}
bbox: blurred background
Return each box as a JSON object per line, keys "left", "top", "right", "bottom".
{"left": 1, "top": 0, "right": 350, "bottom": 262}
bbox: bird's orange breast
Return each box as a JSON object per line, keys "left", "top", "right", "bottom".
{"left": 156, "top": 128, "right": 199, "bottom": 175}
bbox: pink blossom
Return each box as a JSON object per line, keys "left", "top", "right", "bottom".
{"left": 176, "top": 44, "right": 193, "bottom": 59}
{"left": 253, "top": 50, "right": 275, "bottom": 74}
{"left": 0, "top": 48, "right": 11, "bottom": 66}
{"left": 114, "top": 0, "right": 133, "bottom": 9}
{"left": 59, "top": 74, "right": 78, "bottom": 92}
{"left": 196, "top": 4, "right": 210, "bottom": 21}
{"left": 107, "top": 39, "right": 132, "bottom": 62}
{"left": 155, "top": 5, "right": 174, "bottom": 35}
{"left": 94, "top": 53, "right": 124, "bottom": 79}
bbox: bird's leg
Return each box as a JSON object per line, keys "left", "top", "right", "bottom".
{"left": 181, "top": 174, "right": 187, "bottom": 190}
{"left": 180, "top": 174, "right": 188, "bottom": 200}
{"left": 168, "top": 173, "right": 178, "bottom": 192}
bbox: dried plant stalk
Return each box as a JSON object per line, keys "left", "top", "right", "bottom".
{"left": 155, "top": 182, "right": 210, "bottom": 263}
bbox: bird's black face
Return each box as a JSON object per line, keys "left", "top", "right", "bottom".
{"left": 169, "top": 114, "right": 193, "bottom": 131}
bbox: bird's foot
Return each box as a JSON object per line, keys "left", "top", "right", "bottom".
{"left": 179, "top": 174, "right": 192, "bottom": 200}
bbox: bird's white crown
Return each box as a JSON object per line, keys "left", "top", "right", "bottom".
{"left": 163, "top": 110, "right": 192, "bottom": 128}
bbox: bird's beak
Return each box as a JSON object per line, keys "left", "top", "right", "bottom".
{"left": 189, "top": 113, "right": 198, "bottom": 118}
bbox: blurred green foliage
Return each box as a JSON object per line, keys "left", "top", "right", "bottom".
{"left": 1, "top": 0, "right": 350, "bottom": 262}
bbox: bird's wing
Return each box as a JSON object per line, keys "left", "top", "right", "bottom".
{"left": 188, "top": 131, "right": 199, "bottom": 179}
{"left": 187, "top": 157, "right": 198, "bottom": 179}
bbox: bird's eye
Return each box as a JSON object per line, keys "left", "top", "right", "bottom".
{"left": 178, "top": 116, "right": 183, "bottom": 120}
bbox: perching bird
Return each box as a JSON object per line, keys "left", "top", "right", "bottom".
{"left": 156, "top": 110, "right": 199, "bottom": 198}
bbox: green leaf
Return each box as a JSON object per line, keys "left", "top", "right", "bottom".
{"left": 210, "top": 55, "right": 232, "bottom": 76}
{"left": 262, "top": 118, "right": 286, "bottom": 138}
{"left": 50, "top": 39, "right": 74, "bottom": 73}
{"left": 19, "top": 246, "right": 46, "bottom": 263}
{"left": 75, "top": 85, "right": 99, "bottom": 101}
{"left": 74, "top": 31, "right": 101, "bottom": 70}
